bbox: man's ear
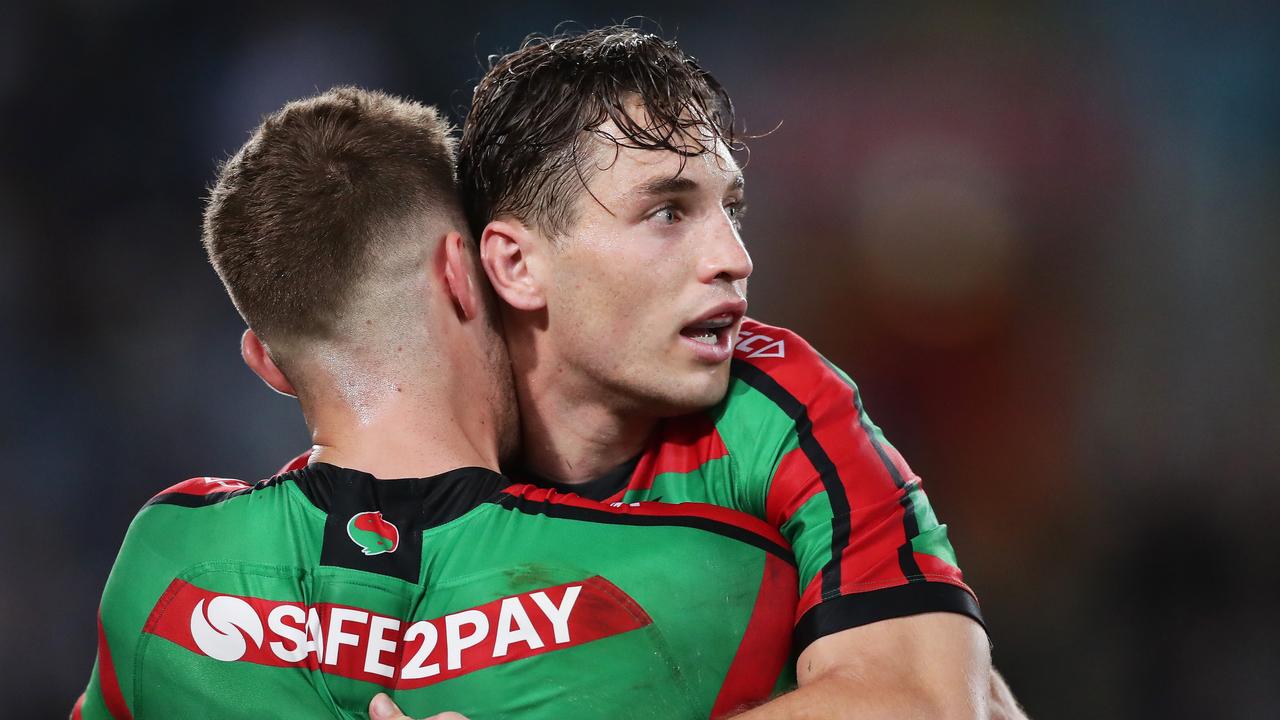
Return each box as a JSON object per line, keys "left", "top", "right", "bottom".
{"left": 241, "top": 329, "right": 297, "bottom": 397}
{"left": 479, "top": 219, "right": 547, "bottom": 312}
{"left": 441, "top": 230, "right": 481, "bottom": 320}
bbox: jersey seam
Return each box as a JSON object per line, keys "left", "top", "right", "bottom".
{"left": 827, "top": 575, "right": 973, "bottom": 593}
{"left": 283, "top": 479, "right": 330, "bottom": 524}
{"left": 144, "top": 474, "right": 290, "bottom": 509}
{"left": 416, "top": 498, "right": 506, "bottom": 540}
{"left": 492, "top": 493, "right": 796, "bottom": 565}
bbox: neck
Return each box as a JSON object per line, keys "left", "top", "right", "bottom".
{"left": 511, "top": 348, "right": 655, "bottom": 484}
{"left": 519, "top": 388, "right": 655, "bottom": 483}
{"left": 303, "top": 366, "right": 501, "bottom": 480}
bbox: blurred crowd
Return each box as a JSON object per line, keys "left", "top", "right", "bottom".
{"left": 3, "top": 2, "right": 1277, "bottom": 717}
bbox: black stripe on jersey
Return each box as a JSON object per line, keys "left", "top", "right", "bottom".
{"left": 492, "top": 492, "right": 796, "bottom": 566}
{"left": 793, "top": 582, "right": 986, "bottom": 654}
{"left": 826, "top": 358, "right": 925, "bottom": 583}
{"left": 145, "top": 475, "right": 290, "bottom": 508}
{"left": 730, "top": 360, "right": 849, "bottom": 601}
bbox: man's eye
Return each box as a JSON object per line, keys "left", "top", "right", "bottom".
{"left": 651, "top": 206, "right": 679, "bottom": 224}
{"left": 725, "top": 202, "right": 748, "bottom": 226}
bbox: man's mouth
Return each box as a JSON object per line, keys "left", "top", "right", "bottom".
{"left": 677, "top": 300, "right": 746, "bottom": 364}
{"left": 679, "top": 315, "right": 736, "bottom": 346}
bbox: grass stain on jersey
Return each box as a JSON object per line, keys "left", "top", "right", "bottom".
{"left": 503, "top": 563, "right": 563, "bottom": 591}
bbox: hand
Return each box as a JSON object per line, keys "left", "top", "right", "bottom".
{"left": 369, "top": 692, "right": 469, "bottom": 720}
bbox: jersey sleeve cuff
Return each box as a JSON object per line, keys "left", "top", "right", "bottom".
{"left": 794, "top": 582, "right": 987, "bottom": 654}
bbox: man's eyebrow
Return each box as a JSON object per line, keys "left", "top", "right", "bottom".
{"left": 635, "top": 173, "right": 745, "bottom": 198}
{"left": 635, "top": 176, "right": 699, "bottom": 197}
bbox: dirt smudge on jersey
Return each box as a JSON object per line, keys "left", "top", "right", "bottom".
{"left": 502, "top": 562, "right": 563, "bottom": 592}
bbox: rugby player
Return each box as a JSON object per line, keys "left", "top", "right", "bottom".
{"left": 452, "top": 26, "right": 1023, "bottom": 719}
{"left": 73, "top": 87, "right": 800, "bottom": 719}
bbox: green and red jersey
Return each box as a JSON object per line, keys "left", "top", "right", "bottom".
{"left": 523, "top": 319, "right": 983, "bottom": 652}
{"left": 79, "top": 318, "right": 981, "bottom": 717}
{"left": 76, "top": 464, "right": 797, "bottom": 719}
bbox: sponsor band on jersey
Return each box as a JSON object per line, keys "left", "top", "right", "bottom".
{"left": 143, "top": 576, "right": 650, "bottom": 688}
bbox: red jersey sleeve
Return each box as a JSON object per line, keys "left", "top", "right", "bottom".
{"left": 730, "top": 320, "right": 984, "bottom": 652}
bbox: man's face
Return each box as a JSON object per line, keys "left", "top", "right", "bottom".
{"left": 533, "top": 119, "right": 752, "bottom": 416}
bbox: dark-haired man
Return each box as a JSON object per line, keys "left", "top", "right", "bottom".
{"left": 455, "top": 27, "right": 1023, "bottom": 719}
{"left": 74, "top": 87, "right": 799, "bottom": 720}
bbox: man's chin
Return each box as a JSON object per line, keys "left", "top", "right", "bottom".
{"left": 655, "top": 375, "right": 732, "bottom": 417}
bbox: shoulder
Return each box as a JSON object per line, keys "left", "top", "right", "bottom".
{"left": 103, "top": 474, "right": 277, "bottom": 600}
{"left": 114, "top": 474, "right": 293, "bottom": 559}
{"left": 107, "top": 472, "right": 311, "bottom": 598}
{"left": 141, "top": 472, "right": 293, "bottom": 511}
{"left": 734, "top": 318, "right": 808, "bottom": 363}
{"left": 727, "top": 317, "right": 858, "bottom": 413}
{"left": 494, "top": 484, "right": 793, "bottom": 563}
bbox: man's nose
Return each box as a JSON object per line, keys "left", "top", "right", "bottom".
{"left": 697, "top": 214, "right": 753, "bottom": 284}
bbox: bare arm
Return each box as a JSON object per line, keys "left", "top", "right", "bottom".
{"left": 362, "top": 614, "right": 1023, "bottom": 720}
{"left": 731, "top": 613, "right": 991, "bottom": 719}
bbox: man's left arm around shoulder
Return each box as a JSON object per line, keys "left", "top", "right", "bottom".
{"left": 732, "top": 612, "right": 991, "bottom": 719}
{"left": 365, "top": 612, "right": 998, "bottom": 720}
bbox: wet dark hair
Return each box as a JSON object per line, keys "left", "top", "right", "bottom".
{"left": 458, "top": 25, "right": 739, "bottom": 239}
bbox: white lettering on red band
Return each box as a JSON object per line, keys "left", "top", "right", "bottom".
{"left": 143, "top": 576, "right": 650, "bottom": 688}
{"left": 735, "top": 330, "right": 786, "bottom": 359}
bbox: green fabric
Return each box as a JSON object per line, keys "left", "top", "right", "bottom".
{"left": 621, "top": 354, "right": 965, "bottom": 598}
{"left": 83, "top": 478, "right": 792, "bottom": 720}
{"left": 911, "top": 524, "right": 960, "bottom": 569}
{"left": 779, "top": 492, "right": 835, "bottom": 591}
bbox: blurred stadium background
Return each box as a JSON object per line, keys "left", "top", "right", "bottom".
{"left": 3, "top": 2, "right": 1278, "bottom": 717}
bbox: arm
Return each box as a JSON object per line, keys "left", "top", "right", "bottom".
{"left": 731, "top": 613, "right": 989, "bottom": 719}
{"left": 73, "top": 477, "right": 259, "bottom": 720}
{"left": 360, "top": 618, "right": 1001, "bottom": 720}
{"left": 74, "top": 550, "right": 149, "bottom": 720}
{"left": 726, "top": 322, "right": 1025, "bottom": 717}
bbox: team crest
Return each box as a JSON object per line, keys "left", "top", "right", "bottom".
{"left": 346, "top": 511, "right": 399, "bottom": 556}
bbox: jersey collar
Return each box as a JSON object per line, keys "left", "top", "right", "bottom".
{"left": 514, "top": 453, "right": 641, "bottom": 502}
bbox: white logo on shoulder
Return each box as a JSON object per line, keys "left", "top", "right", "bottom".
{"left": 190, "top": 596, "right": 264, "bottom": 662}
{"left": 199, "top": 477, "right": 249, "bottom": 492}
{"left": 735, "top": 329, "right": 786, "bottom": 359}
